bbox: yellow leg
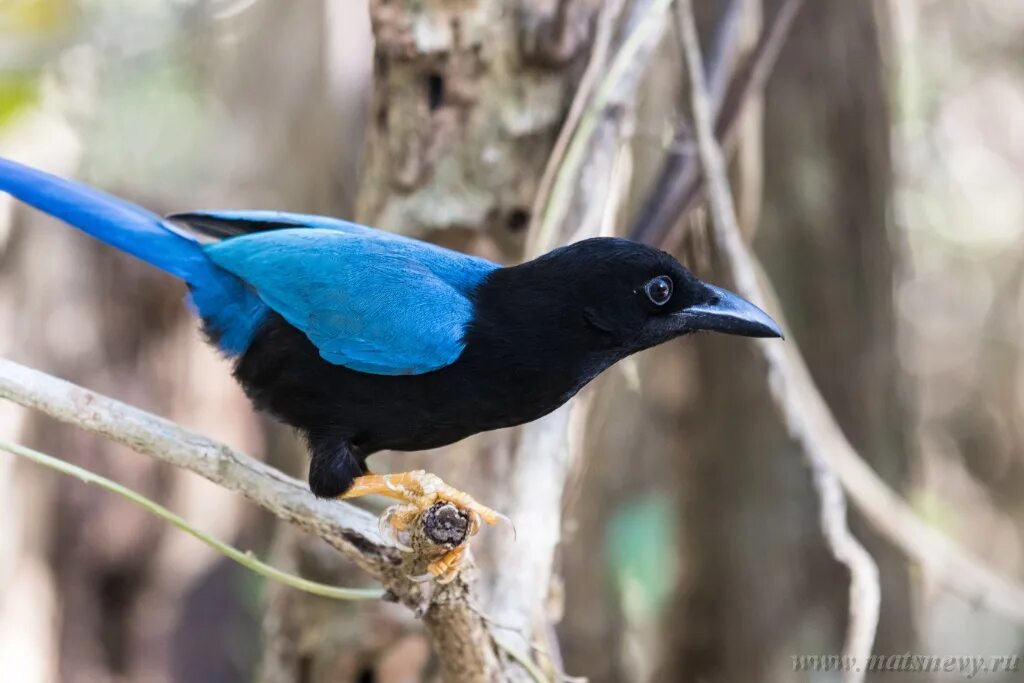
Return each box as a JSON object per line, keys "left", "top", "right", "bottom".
{"left": 341, "top": 470, "right": 506, "bottom": 528}
{"left": 340, "top": 470, "right": 508, "bottom": 581}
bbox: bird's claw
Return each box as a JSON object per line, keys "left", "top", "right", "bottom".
{"left": 341, "top": 470, "right": 507, "bottom": 583}
{"left": 378, "top": 505, "right": 414, "bottom": 552}
{"left": 493, "top": 510, "right": 516, "bottom": 540}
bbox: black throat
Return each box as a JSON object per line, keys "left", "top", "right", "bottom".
{"left": 461, "top": 264, "right": 627, "bottom": 404}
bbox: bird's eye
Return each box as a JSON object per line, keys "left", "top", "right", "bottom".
{"left": 644, "top": 276, "right": 673, "bottom": 306}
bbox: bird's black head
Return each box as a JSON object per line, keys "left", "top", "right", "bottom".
{"left": 515, "top": 237, "right": 782, "bottom": 356}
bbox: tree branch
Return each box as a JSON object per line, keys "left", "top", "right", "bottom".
{"left": 0, "top": 359, "right": 381, "bottom": 555}
{"left": 0, "top": 357, "right": 510, "bottom": 680}
{"left": 528, "top": 0, "right": 672, "bottom": 258}
{"left": 674, "top": 2, "right": 879, "bottom": 679}
{"left": 528, "top": 0, "right": 627, "bottom": 241}
{"left": 0, "top": 437, "right": 385, "bottom": 601}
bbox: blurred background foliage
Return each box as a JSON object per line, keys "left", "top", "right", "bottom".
{"left": 1, "top": 1, "right": 1023, "bottom": 682}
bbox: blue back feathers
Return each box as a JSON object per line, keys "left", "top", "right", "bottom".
{"left": 204, "top": 227, "right": 497, "bottom": 374}
{"left": 0, "top": 159, "right": 499, "bottom": 374}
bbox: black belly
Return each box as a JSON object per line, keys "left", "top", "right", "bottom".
{"left": 231, "top": 313, "right": 596, "bottom": 456}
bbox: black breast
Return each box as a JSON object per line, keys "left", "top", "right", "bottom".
{"left": 231, "top": 267, "right": 620, "bottom": 457}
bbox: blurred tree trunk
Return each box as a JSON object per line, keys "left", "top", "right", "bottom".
{"left": 658, "top": 2, "right": 914, "bottom": 682}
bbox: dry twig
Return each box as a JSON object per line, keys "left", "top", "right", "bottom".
{"left": 0, "top": 357, "right": 509, "bottom": 680}
{"left": 659, "top": 0, "right": 1024, "bottom": 634}
{"left": 674, "top": 1, "right": 880, "bottom": 678}
{"left": 528, "top": 0, "right": 627, "bottom": 241}
{"left": 630, "top": 0, "right": 803, "bottom": 246}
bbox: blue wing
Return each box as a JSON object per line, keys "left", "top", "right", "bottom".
{"left": 204, "top": 227, "right": 499, "bottom": 375}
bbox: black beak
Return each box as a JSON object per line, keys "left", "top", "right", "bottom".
{"left": 676, "top": 283, "right": 783, "bottom": 339}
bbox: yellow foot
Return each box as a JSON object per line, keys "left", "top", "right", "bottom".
{"left": 340, "top": 470, "right": 509, "bottom": 582}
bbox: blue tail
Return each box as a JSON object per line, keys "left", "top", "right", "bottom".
{"left": 0, "top": 158, "right": 266, "bottom": 354}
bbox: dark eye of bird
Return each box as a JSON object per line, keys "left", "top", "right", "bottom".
{"left": 644, "top": 275, "right": 673, "bottom": 306}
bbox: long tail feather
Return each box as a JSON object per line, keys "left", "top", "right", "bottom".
{"left": 0, "top": 158, "right": 266, "bottom": 354}
{"left": 0, "top": 158, "right": 205, "bottom": 280}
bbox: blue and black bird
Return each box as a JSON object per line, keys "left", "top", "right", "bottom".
{"left": 0, "top": 158, "right": 781, "bottom": 579}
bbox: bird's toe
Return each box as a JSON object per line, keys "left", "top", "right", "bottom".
{"left": 340, "top": 470, "right": 509, "bottom": 583}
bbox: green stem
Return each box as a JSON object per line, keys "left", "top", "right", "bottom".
{"left": 0, "top": 438, "right": 384, "bottom": 601}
